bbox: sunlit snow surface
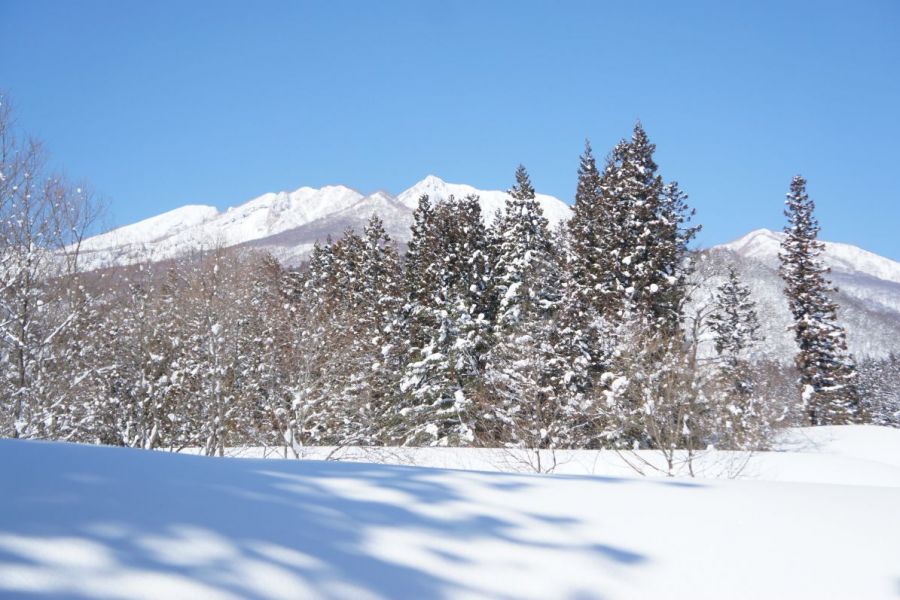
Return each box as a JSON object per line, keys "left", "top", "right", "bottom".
{"left": 75, "top": 175, "right": 571, "bottom": 270}
{"left": 1, "top": 426, "right": 899, "bottom": 599}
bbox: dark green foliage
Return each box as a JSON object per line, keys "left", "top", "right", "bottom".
{"left": 779, "top": 175, "right": 860, "bottom": 425}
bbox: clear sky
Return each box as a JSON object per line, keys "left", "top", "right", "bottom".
{"left": 2, "top": 0, "right": 899, "bottom": 258}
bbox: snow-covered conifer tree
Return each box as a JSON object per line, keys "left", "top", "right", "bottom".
{"left": 395, "top": 195, "right": 491, "bottom": 446}
{"left": 482, "top": 166, "right": 576, "bottom": 449}
{"left": 778, "top": 175, "right": 860, "bottom": 425}
{"left": 858, "top": 354, "right": 900, "bottom": 427}
{"left": 708, "top": 266, "right": 768, "bottom": 448}
{"left": 567, "top": 140, "right": 605, "bottom": 311}
{"left": 598, "top": 124, "right": 700, "bottom": 449}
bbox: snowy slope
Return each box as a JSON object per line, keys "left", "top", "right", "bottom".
{"left": 78, "top": 185, "right": 364, "bottom": 270}
{"left": 1, "top": 427, "right": 899, "bottom": 600}
{"left": 201, "top": 426, "right": 900, "bottom": 487}
{"left": 721, "top": 228, "right": 900, "bottom": 286}
{"left": 396, "top": 174, "right": 572, "bottom": 226}
{"left": 702, "top": 230, "right": 900, "bottom": 360}
{"left": 240, "top": 190, "right": 416, "bottom": 265}
{"left": 77, "top": 176, "right": 571, "bottom": 269}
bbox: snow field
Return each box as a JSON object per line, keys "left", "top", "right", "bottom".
{"left": 1, "top": 426, "right": 899, "bottom": 599}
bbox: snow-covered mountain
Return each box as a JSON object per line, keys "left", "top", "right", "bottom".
{"left": 79, "top": 181, "right": 900, "bottom": 360}
{"left": 78, "top": 175, "right": 571, "bottom": 269}
{"left": 701, "top": 229, "right": 900, "bottom": 360}
{"left": 720, "top": 228, "right": 900, "bottom": 287}
{"left": 78, "top": 184, "right": 365, "bottom": 268}
{"left": 396, "top": 174, "right": 572, "bottom": 224}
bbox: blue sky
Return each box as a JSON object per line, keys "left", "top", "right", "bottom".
{"left": 2, "top": 0, "right": 899, "bottom": 258}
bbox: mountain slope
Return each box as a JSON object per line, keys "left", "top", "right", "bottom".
{"left": 396, "top": 174, "right": 572, "bottom": 225}
{"left": 78, "top": 185, "right": 364, "bottom": 269}
{"left": 701, "top": 229, "right": 900, "bottom": 360}
{"left": 78, "top": 176, "right": 571, "bottom": 269}
{"left": 721, "top": 228, "right": 900, "bottom": 287}
{"left": 78, "top": 183, "right": 900, "bottom": 360}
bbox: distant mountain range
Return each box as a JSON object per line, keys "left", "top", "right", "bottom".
{"left": 697, "top": 229, "right": 900, "bottom": 361}
{"left": 78, "top": 176, "right": 570, "bottom": 269}
{"left": 79, "top": 177, "right": 900, "bottom": 360}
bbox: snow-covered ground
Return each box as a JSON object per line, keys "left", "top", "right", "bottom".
{"left": 1, "top": 426, "right": 899, "bottom": 599}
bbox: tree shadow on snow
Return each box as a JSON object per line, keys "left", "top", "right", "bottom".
{"left": 0, "top": 441, "right": 665, "bottom": 599}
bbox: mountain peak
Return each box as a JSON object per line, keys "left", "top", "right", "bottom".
{"left": 715, "top": 227, "right": 900, "bottom": 286}
{"left": 362, "top": 190, "right": 397, "bottom": 203}
{"left": 719, "top": 228, "right": 782, "bottom": 258}
{"left": 416, "top": 174, "right": 447, "bottom": 187}
{"left": 79, "top": 175, "right": 573, "bottom": 269}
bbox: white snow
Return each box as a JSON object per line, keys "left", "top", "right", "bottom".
{"left": 397, "top": 174, "right": 571, "bottom": 226}
{"left": 721, "top": 228, "right": 900, "bottom": 285}
{"left": 707, "top": 229, "right": 900, "bottom": 360}
{"left": 82, "top": 204, "right": 221, "bottom": 248}
{"left": 1, "top": 426, "right": 899, "bottom": 599}
{"left": 76, "top": 176, "right": 571, "bottom": 270}
{"left": 77, "top": 185, "right": 364, "bottom": 269}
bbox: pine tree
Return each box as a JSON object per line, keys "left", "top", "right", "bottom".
{"left": 291, "top": 240, "right": 342, "bottom": 446}
{"left": 357, "top": 216, "right": 405, "bottom": 441}
{"left": 483, "top": 166, "right": 573, "bottom": 449}
{"left": 597, "top": 124, "right": 700, "bottom": 449}
{"left": 238, "top": 253, "right": 302, "bottom": 451}
{"left": 858, "top": 354, "right": 900, "bottom": 427}
{"left": 708, "top": 266, "right": 767, "bottom": 448}
{"left": 314, "top": 227, "right": 372, "bottom": 444}
{"left": 567, "top": 140, "right": 605, "bottom": 311}
{"left": 778, "top": 175, "right": 860, "bottom": 425}
{"left": 601, "top": 124, "right": 699, "bottom": 329}
{"left": 395, "top": 195, "right": 492, "bottom": 446}
{"left": 550, "top": 229, "right": 609, "bottom": 447}
{"left": 492, "top": 165, "right": 555, "bottom": 328}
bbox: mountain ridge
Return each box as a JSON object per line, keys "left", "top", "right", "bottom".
{"left": 76, "top": 178, "right": 900, "bottom": 360}
{"left": 78, "top": 175, "right": 571, "bottom": 270}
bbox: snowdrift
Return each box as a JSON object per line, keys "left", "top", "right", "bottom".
{"left": 1, "top": 426, "right": 899, "bottom": 599}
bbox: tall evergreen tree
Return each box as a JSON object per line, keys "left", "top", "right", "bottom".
{"left": 598, "top": 124, "right": 700, "bottom": 449}
{"left": 483, "top": 166, "right": 576, "bottom": 448}
{"left": 778, "top": 175, "right": 860, "bottom": 425}
{"left": 600, "top": 124, "right": 699, "bottom": 329}
{"left": 567, "top": 140, "right": 605, "bottom": 310}
{"left": 492, "top": 165, "right": 555, "bottom": 328}
{"left": 395, "top": 195, "right": 492, "bottom": 446}
{"left": 709, "top": 266, "right": 767, "bottom": 447}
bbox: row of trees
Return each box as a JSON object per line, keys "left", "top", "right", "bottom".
{"left": 2, "top": 97, "right": 896, "bottom": 459}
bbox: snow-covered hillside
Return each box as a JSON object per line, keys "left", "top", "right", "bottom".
{"left": 396, "top": 174, "right": 572, "bottom": 225}
{"left": 77, "top": 176, "right": 571, "bottom": 270}
{"left": 701, "top": 230, "right": 900, "bottom": 359}
{"left": 1, "top": 426, "right": 899, "bottom": 600}
{"left": 76, "top": 183, "right": 900, "bottom": 360}
{"left": 78, "top": 185, "right": 365, "bottom": 269}
{"left": 721, "top": 228, "right": 900, "bottom": 285}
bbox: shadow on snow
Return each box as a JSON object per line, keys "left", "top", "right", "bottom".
{"left": 0, "top": 441, "right": 694, "bottom": 599}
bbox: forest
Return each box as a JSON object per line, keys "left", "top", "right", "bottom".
{"left": 2, "top": 101, "right": 898, "bottom": 458}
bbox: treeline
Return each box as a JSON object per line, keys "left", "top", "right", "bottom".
{"left": 2, "top": 101, "right": 897, "bottom": 454}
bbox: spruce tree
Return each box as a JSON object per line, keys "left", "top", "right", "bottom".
{"left": 395, "top": 195, "right": 491, "bottom": 446}
{"left": 567, "top": 140, "right": 605, "bottom": 311}
{"left": 778, "top": 175, "right": 860, "bottom": 425}
{"left": 483, "top": 166, "right": 573, "bottom": 449}
{"left": 709, "top": 266, "right": 767, "bottom": 447}
{"left": 598, "top": 124, "right": 700, "bottom": 449}
{"left": 601, "top": 124, "right": 699, "bottom": 330}
{"left": 492, "top": 165, "right": 555, "bottom": 329}
{"left": 858, "top": 354, "right": 900, "bottom": 427}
